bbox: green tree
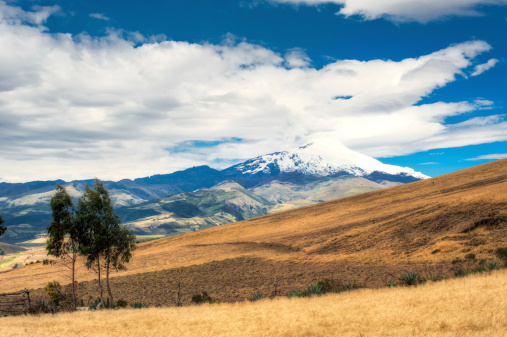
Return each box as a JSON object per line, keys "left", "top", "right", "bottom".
{"left": 76, "top": 178, "right": 136, "bottom": 307}
{"left": 47, "top": 184, "right": 84, "bottom": 309}
{"left": 0, "top": 214, "right": 6, "bottom": 237}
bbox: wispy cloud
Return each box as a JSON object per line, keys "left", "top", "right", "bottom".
{"left": 471, "top": 58, "right": 499, "bottom": 76}
{"left": 268, "top": 0, "right": 507, "bottom": 23}
{"left": 419, "top": 162, "right": 439, "bottom": 165}
{"left": 466, "top": 153, "right": 507, "bottom": 160}
{"left": 89, "top": 13, "right": 110, "bottom": 21}
{"left": 0, "top": 2, "right": 504, "bottom": 182}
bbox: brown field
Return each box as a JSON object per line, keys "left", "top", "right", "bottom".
{"left": 0, "top": 159, "right": 506, "bottom": 305}
{"left": 1, "top": 269, "right": 506, "bottom": 337}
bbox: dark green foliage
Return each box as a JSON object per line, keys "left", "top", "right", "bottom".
{"left": 0, "top": 214, "right": 5, "bottom": 237}
{"left": 386, "top": 281, "right": 397, "bottom": 288}
{"left": 487, "top": 261, "right": 500, "bottom": 270}
{"left": 116, "top": 299, "right": 128, "bottom": 308}
{"left": 287, "top": 290, "right": 304, "bottom": 298}
{"left": 454, "top": 269, "right": 468, "bottom": 278}
{"left": 47, "top": 184, "right": 84, "bottom": 309}
{"left": 76, "top": 179, "right": 136, "bottom": 307}
{"left": 401, "top": 272, "right": 423, "bottom": 286}
{"left": 304, "top": 283, "right": 323, "bottom": 296}
{"left": 0, "top": 248, "right": 4, "bottom": 255}
{"left": 472, "top": 265, "right": 487, "bottom": 273}
{"left": 130, "top": 302, "right": 148, "bottom": 309}
{"left": 451, "top": 258, "right": 462, "bottom": 265}
{"left": 89, "top": 297, "right": 115, "bottom": 310}
{"left": 426, "top": 275, "right": 437, "bottom": 282}
{"left": 191, "top": 292, "right": 219, "bottom": 304}
{"left": 248, "top": 291, "right": 264, "bottom": 302}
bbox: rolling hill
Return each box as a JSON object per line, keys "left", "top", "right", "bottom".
{"left": 0, "top": 159, "right": 504, "bottom": 306}
{"left": 0, "top": 139, "right": 425, "bottom": 244}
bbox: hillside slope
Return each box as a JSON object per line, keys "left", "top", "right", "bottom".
{"left": 0, "top": 159, "right": 505, "bottom": 303}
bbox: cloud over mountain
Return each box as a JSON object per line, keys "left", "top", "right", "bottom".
{"left": 0, "top": 1, "right": 504, "bottom": 182}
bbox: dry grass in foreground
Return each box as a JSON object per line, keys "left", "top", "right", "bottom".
{"left": 2, "top": 269, "right": 506, "bottom": 337}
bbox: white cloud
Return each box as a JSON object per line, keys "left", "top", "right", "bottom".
{"left": 471, "top": 58, "right": 499, "bottom": 76}
{"left": 89, "top": 13, "right": 110, "bottom": 21}
{"left": 0, "top": 2, "right": 503, "bottom": 182}
{"left": 466, "top": 153, "right": 507, "bottom": 160}
{"left": 270, "top": 0, "right": 507, "bottom": 23}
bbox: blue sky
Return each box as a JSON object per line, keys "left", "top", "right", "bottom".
{"left": 0, "top": 0, "right": 506, "bottom": 181}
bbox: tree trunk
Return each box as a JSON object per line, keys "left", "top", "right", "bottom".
{"left": 97, "top": 256, "right": 105, "bottom": 308}
{"left": 71, "top": 253, "right": 76, "bottom": 310}
{"left": 106, "top": 258, "right": 114, "bottom": 307}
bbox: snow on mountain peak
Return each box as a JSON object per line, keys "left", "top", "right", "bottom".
{"left": 234, "top": 137, "right": 430, "bottom": 180}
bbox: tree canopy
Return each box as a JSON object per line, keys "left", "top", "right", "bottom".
{"left": 0, "top": 214, "right": 6, "bottom": 237}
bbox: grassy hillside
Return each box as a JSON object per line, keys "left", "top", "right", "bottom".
{"left": 0, "top": 159, "right": 505, "bottom": 304}
{"left": 119, "top": 182, "right": 273, "bottom": 234}
{"left": 2, "top": 269, "right": 506, "bottom": 337}
{"left": 0, "top": 242, "right": 26, "bottom": 255}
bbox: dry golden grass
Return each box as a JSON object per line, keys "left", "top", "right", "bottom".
{"left": 1, "top": 159, "right": 506, "bottom": 303}
{"left": 2, "top": 269, "right": 506, "bottom": 337}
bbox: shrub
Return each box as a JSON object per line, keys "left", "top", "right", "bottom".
{"left": 451, "top": 258, "right": 462, "bottom": 265}
{"left": 89, "top": 297, "right": 115, "bottom": 310}
{"left": 12, "top": 263, "right": 19, "bottom": 269}
{"left": 34, "top": 300, "right": 52, "bottom": 313}
{"left": 44, "top": 281, "right": 62, "bottom": 306}
{"left": 454, "top": 269, "right": 468, "bottom": 278}
{"left": 431, "top": 249, "right": 441, "bottom": 254}
{"left": 472, "top": 265, "right": 487, "bottom": 273}
{"left": 116, "top": 299, "right": 128, "bottom": 308}
{"left": 386, "top": 281, "right": 397, "bottom": 288}
{"left": 496, "top": 247, "right": 507, "bottom": 262}
{"left": 426, "top": 275, "right": 438, "bottom": 282}
{"left": 303, "top": 284, "right": 323, "bottom": 297}
{"left": 488, "top": 261, "right": 500, "bottom": 270}
{"left": 464, "top": 253, "right": 476, "bottom": 260}
{"left": 191, "top": 292, "right": 219, "bottom": 305}
{"left": 287, "top": 290, "right": 304, "bottom": 298}
{"left": 401, "top": 272, "right": 422, "bottom": 286}
{"left": 130, "top": 302, "right": 148, "bottom": 309}
{"left": 248, "top": 292, "right": 264, "bottom": 302}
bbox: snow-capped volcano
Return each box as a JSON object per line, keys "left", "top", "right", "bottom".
{"left": 230, "top": 138, "right": 429, "bottom": 180}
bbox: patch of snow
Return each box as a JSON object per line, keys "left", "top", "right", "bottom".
{"left": 234, "top": 137, "right": 429, "bottom": 180}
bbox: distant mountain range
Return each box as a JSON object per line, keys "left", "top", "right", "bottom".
{"left": 0, "top": 139, "right": 428, "bottom": 244}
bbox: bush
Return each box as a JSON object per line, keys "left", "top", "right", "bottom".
{"left": 386, "top": 281, "right": 397, "bottom": 288}
{"left": 116, "top": 299, "right": 128, "bottom": 308}
{"left": 488, "top": 261, "right": 500, "bottom": 270}
{"left": 44, "top": 281, "right": 62, "bottom": 306}
{"left": 401, "top": 272, "right": 422, "bottom": 286}
{"left": 248, "top": 292, "right": 264, "bottom": 302}
{"left": 454, "top": 269, "right": 468, "bottom": 278}
{"left": 472, "top": 265, "right": 487, "bottom": 273}
{"left": 464, "top": 253, "right": 476, "bottom": 260}
{"left": 130, "top": 302, "right": 148, "bottom": 309}
{"left": 451, "top": 258, "right": 462, "bottom": 265}
{"left": 191, "top": 292, "right": 219, "bottom": 305}
{"left": 287, "top": 290, "right": 304, "bottom": 298}
{"left": 303, "top": 284, "right": 323, "bottom": 297}
{"left": 496, "top": 248, "right": 507, "bottom": 263}
{"left": 89, "top": 297, "right": 115, "bottom": 310}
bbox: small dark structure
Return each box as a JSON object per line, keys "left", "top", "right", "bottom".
{"left": 0, "top": 290, "right": 31, "bottom": 316}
